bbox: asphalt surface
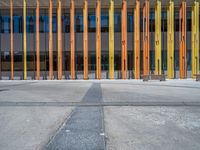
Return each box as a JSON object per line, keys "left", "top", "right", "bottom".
{"left": 0, "top": 80, "right": 200, "bottom": 150}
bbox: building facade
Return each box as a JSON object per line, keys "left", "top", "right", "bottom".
{"left": 0, "top": 0, "right": 199, "bottom": 80}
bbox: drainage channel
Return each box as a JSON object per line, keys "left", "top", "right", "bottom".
{"left": 45, "top": 83, "right": 106, "bottom": 150}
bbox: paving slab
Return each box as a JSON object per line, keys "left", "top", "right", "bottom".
{"left": 0, "top": 107, "right": 74, "bottom": 150}
{"left": 104, "top": 106, "right": 200, "bottom": 150}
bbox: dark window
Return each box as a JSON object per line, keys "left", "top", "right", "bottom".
{"left": 1, "top": 52, "right": 10, "bottom": 71}
{"left": 101, "top": 10, "right": 108, "bottom": 32}
{"left": 161, "top": 10, "right": 167, "bottom": 32}
{"left": 62, "top": 13, "right": 70, "bottom": 33}
{"left": 127, "top": 11, "right": 133, "bottom": 32}
{"left": 175, "top": 10, "right": 179, "bottom": 32}
{"left": 53, "top": 15, "right": 57, "bottom": 33}
{"left": 187, "top": 11, "right": 191, "bottom": 32}
{"left": 114, "top": 10, "right": 121, "bottom": 32}
{"left": 149, "top": 10, "right": 155, "bottom": 32}
{"left": 140, "top": 11, "right": 143, "bottom": 32}
{"left": 27, "top": 16, "right": 35, "bottom": 33}
{"left": 88, "top": 11, "right": 96, "bottom": 32}
{"left": 13, "top": 16, "right": 23, "bottom": 33}
{"left": 0, "top": 16, "right": 10, "bottom": 33}
{"left": 102, "top": 52, "right": 109, "bottom": 70}
{"left": 40, "top": 15, "right": 48, "bottom": 33}
{"left": 75, "top": 10, "right": 83, "bottom": 32}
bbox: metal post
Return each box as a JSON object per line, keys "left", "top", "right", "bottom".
{"left": 143, "top": 0, "right": 150, "bottom": 76}
{"left": 192, "top": 1, "right": 199, "bottom": 78}
{"left": 155, "top": 0, "right": 161, "bottom": 75}
{"left": 36, "top": 0, "right": 40, "bottom": 80}
{"left": 23, "top": 0, "right": 27, "bottom": 80}
{"left": 134, "top": 0, "right": 140, "bottom": 79}
{"left": 179, "top": 1, "right": 187, "bottom": 79}
{"left": 96, "top": 0, "right": 101, "bottom": 79}
{"left": 167, "top": 0, "right": 174, "bottom": 79}
{"left": 70, "top": 0, "right": 75, "bottom": 80}
{"left": 49, "top": 0, "right": 53, "bottom": 80}
{"left": 121, "top": 0, "right": 127, "bottom": 79}
{"left": 83, "top": 0, "right": 88, "bottom": 80}
{"left": 57, "top": 0, "right": 62, "bottom": 80}
{"left": 10, "top": 0, "right": 14, "bottom": 80}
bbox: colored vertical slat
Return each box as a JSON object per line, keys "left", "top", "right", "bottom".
{"left": 10, "top": 0, "right": 14, "bottom": 80}
{"left": 57, "top": 0, "right": 62, "bottom": 80}
{"left": 134, "top": 0, "right": 140, "bottom": 79}
{"left": 143, "top": 0, "right": 150, "bottom": 76}
{"left": 167, "top": 0, "right": 174, "bottom": 79}
{"left": 109, "top": 0, "right": 114, "bottom": 79}
{"left": 192, "top": 1, "right": 199, "bottom": 78}
{"left": 179, "top": 1, "right": 187, "bottom": 79}
{"left": 96, "top": 0, "right": 101, "bottom": 79}
{"left": 36, "top": 0, "right": 40, "bottom": 80}
{"left": 23, "top": 0, "right": 27, "bottom": 80}
{"left": 155, "top": 0, "right": 162, "bottom": 75}
{"left": 49, "top": 0, "right": 53, "bottom": 80}
{"left": 70, "top": 0, "right": 75, "bottom": 80}
{"left": 121, "top": 0, "right": 127, "bottom": 79}
{"left": 83, "top": 0, "right": 88, "bottom": 80}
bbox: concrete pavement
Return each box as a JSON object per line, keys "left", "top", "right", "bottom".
{"left": 0, "top": 80, "right": 200, "bottom": 150}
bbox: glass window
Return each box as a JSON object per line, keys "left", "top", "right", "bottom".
{"left": 88, "top": 10, "right": 96, "bottom": 32}
{"left": 14, "top": 51, "right": 23, "bottom": 72}
{"left": 27, "top": 16, "right": 35, "bottom": 33}
{"left": 27, "top": 52, "right": 35, "bottom": 71}
{"left": 75, "top": 10, "right": 83, "bottom": 33}
{"left": 161, "top": 10, "right": 167, "bottom": 32}
{"left": 127, "top": 11, "right": 133, "bottom": 32}
{"left": 140, "top": 11, "right": 143, "bottom": 32}
{"left": 1, "top": 52, "right": 10, "bottom": 71}
{"left": 76, "top": 52, "right": 83, "bottom": 71}
{"left": 149, "top": 10, "right": 155, "bottom": 32}
{"left": 40, "top": 15, "right": 48, "bottom": 33}
{"left": 187, "top": 50, "right": 191, "bottom": 70}
{"left": 114, "top": 10, "right": 121, "bottom": 32}
{"left": 0, "top": 15, "right": 10, "bottom": 33}
{"left": 162, "top": 50, "right": 167, "bottom": 71}
{"left": 53, "top": 15, "right": 57, "bottom": 33}
{"left": 89, "top": 52, "right": 96, "bottom": 70}
{"left": 175, "top": 10, "right": 179, "bottom": 32}
{"left": 62, "top": 13, "right": 70, "bottom": 33}
{"left": 175, "top": 50, "right": 179, "bottom": 70}
{"left": 150, "top": 51, "right": 155, "bottom": 71}
{"left": 13, "top": 15, "right": 23, "bottom": 33}
{"left": 101, "top": 10, "right": 108, "bottom": 32}
{"left": 102, "top": 52, "right": 109, "bottom": 70}
{"left": 186, "top": 11, "right": 191, "bottom": 32}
